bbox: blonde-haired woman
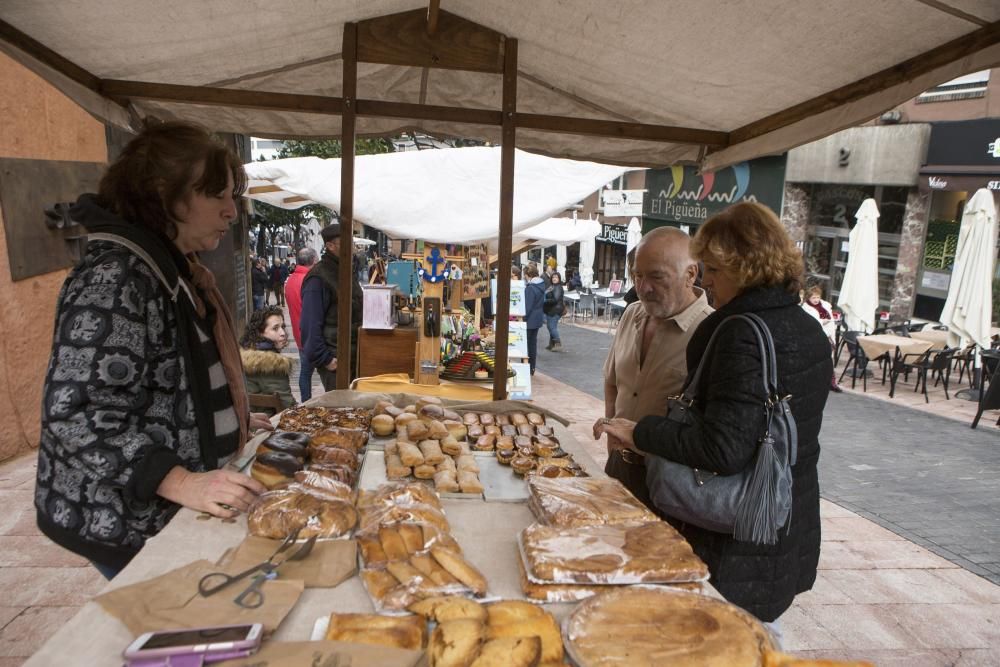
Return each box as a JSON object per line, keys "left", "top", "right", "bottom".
{"left": 597, "top": 202, "right": 831, "bottom": 628}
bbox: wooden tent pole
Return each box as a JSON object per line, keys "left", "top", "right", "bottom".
{"left": 338, "top": 22, "right": 358, "bottom": 390}
{"left": 493, "top": 37, "right": 517, "bottom": 401}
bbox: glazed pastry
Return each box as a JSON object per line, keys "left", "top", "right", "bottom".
{"left": 251, "top": 451, "right": 303, "bottom": 489}
{"left": 496, "top": 448, "right": 515, "bottom": 465}
{"left": 516, "top": 424, "right": 534, "bottom": 437}
{"left": 500, "top": 425, "right": 518, "bottom": 437}
{"left": 325, "top": 613, "right": 425, "bottom": 651}
{"left": 526, "top": 412, "right": 545, "bottom": 426}
{"left": 409, "top": 595, "right": 487, "bottom": 623}
{"left": 509, "top": 412, "right": 528, "bottom": 426}
{"left": 495, "top": 414, "right": 511, "bottom": 426}
{"left": 495, "top": 435, "right": 514, "bottom": 449}
{"left": 514, "top": 435, "right": 532, "bottom": 448}
{"left": 468, "top": 424, "right": 484, "bottom": 438}
{"left": 532, "top": 442, "right": 558, "bottom": 458}
{"left": 474, "top": 434, "right": 496, "bottom": 451}
{"left": 483, "top": 424, "right": 500, "bottom": 436}
{"left": 304, "top": 462, "right": 355, "bottom": 487}
{"left": 259, "top": 431, "right": 310, "bottom": 457}
{"left": 511, "top": 456, "right": 535, "bottom": 476}
{"left": 535, "top": 425, "right": 554, "bottom": 437}
{"left": 462, "top": 412, "right": 481, "bottom": 425}
{"left": 418, "top": 403, "right": 446, "bottom": 422}
{"left": 310, "top": 445, "right": 359, "bottom": 471}
{"left": 311, "top": 426, "right": 368, "bottom": 452}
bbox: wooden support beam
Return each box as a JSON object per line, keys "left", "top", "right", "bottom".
{"left": 731, "top": 19, "right": 1000, "bottom": 145}
{"left": 427, "top": 0, "right": 441, "bottom": 35}
{"left": 516, "top": 112, "right": 729, "bottom": 147}
{"left": 282, "top": 196, "right": 308, "bottom": 204}
{"left": 493, "top": 38, "right": 518, "bottom": 402}
{"left": 356, "top": 99, "right": 501, "bottom": 126}
{"left": 0, "top": 18, "right": 100, "bottom": 91}
{"left": 101, "top": 79, "right": 344, "bottom": 114}
{"left": 247, "top": 184, "right": 282, "bottom": 194}
{"left": 338, "top": 22, "right": 358, "bottom": 391}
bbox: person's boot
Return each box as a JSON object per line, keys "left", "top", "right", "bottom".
{"left": 545, "top": 341, "right": 554, "bottom": 350}
{"left": 552, "top": 341, "right": 563, "bottom": 352}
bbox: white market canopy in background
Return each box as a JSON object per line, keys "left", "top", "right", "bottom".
{"left": 513, "top": 216, "right": 602, "bottom": 247}
{"left": 0, "top": 2, "right": 998, "bottom": 170}
{"left": 244, "top": 148, "right": 626, "bottom": 244}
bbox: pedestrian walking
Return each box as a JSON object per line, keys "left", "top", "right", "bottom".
{"left": 250, "top": 257, "right": 268, "bottom": 311}
{"left": 543, "top": 271, "right": 565, "bottom": 351}
{"left": 523, "top": 263, "right": 546, "bottom": 375}
{"left": 286, "top": 246, "right": 319, "bottom": 401}
{"left": 269, "top": 257, "right": 288, "bottom": 306}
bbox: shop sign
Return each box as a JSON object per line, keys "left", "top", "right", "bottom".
{"left": 601, "top": 189, "right": 644, "bottom": 217}
{"left": 926, "top": 118, "right": 1000, "bottom": 167}
{"left": 597, "top": 223, "right": 628, "bottom": 245}
{"left": 643, "top": 155, "right": 787, "bottom": 225}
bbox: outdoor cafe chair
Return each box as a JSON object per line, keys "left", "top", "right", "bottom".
{"left": 905, "top": 347, "right": 956, "bottom": 403}
{"left": 575, "top": 293, "right": 596, "bottom": 322}
{"left": 838, "top": 336, "right": 870, "bottom": 391}
{"left": 972, "top": 352, "right": 1000, "bottom": 428}
{"left": 833, "top": 323, "right": 856, "bottom": 367}
{"left": 886, "top": 348, "right": 931, "bottom": 398}
{"left": 953, "top": 343, "right": 979, "bottom": 388}
{"left": 907, "top": 322, "right": 928, "bottom": 333}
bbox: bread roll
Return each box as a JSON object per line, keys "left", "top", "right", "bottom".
{"left": 379, "top": 526, "right": 410, "bottom": 560}
{"left": 470, "top": 637, "right": 541, "bottom": 667}
{"left": 374, "top": 400, "right": 393, "bottom": 415}
{"left": 434, "top": 470, "right": 460, "bottom": 493}
{"left": 406, "top": 420, "right": 430, "bottom": 441}
{"left": 398, "top": 441, "right": 425, "bottom": 467}
{"left": 416, "top": 396, "right": 443, "bottom": 411}
{"left": 442, "top": 420, "right": 467, "bottom": 441}
{"left": 385, "top": 453, "right": 411, "bottom": 480}
{"left": 456, "top": 455, "right": 479, "bottom": 473}
{"left": 458, "top": 471, "right": 484, "bottom": 495}
{"left": 440, "top": 435, "right": 463, "bottom": 456}
{"left": 441, "top": 408, "right": 461, "bottom": 422}
{"left": 387, "top": 559, "right": 425, "bottom": 587}
{"left": 358, "top": 534, "right": 388, "bottom": 564}
{"left": 398, "top": 523, "right": 425, "bottom": 554}
{"left": 414, "top": 463, "right": 437, "bottom": 479}
{"left": 427, "top": 420, "right": 450, "bottom": 440}
{"left": 419, "top": 439, "right": 446, "bottom": 465}
{"left": 409, "top": 595, "right": 487, "bottom": 623}
{"left": 396, "top": 412, "right": 419, "bottom": 428}
{"left": 430, "top": 619, "right": 485, "bottom": 667}
{"left": 431, "top": 546, "right": 487, "bottom": 595}
{"left": 437, "top": 456, "right": 457, "bottom": 472}
{"left": 371, "top": 414, "right": 395, "bottom": 436}
{"left": 325, "top": 613, "right": 425, "bottom": 651}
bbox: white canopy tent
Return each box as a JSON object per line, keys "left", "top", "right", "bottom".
{"left": 837, "top": 198, "right": 881, "bottom": 333}
{"left": 244, "top": 148, "right": 626, "bottom": 244}
{"left": 939, "top": 188, "right": 999, "bottom": 350}
{"left": 624, "top": 217, "right": 643, "bottom": 290}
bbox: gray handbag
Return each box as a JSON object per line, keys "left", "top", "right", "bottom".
{"left": 644, "top": 313, "right": 797, "bottom": 545}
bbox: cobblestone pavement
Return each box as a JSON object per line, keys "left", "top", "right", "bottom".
{"left": 547, "top": 322, "right": 1000, "bottom": 586}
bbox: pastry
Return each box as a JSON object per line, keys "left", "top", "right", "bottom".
{"left": 470, "top": 637, "right": 541, "bottom": 667}
{"left": 258, "top": 431, "right": 310, "bottom": 457}
{"left": 404, "top": 404, "right": 417, "bottom": 413}
{"left": 486, "top": 600, "right": 545, "bottom": 625}
{"left": 385, "top": 440, "right": 399, "bottom": 456}
{"left": 474, "top": 434, "right": 496, "bottom": 451}
{"left": 359, "top": 504, "right": 451, "bottom": 535}
{"left": 763, "top": 651, "right": 874, "bottom": 667}
{"left": 418, "top": 403, "right": 446, "bottom": 422}
{"left": 532, "top": 442, "right": 558, "bottom": 458}
{"left": 406, "top": 420, "right": 430, "bottom": 441}
{"left": 358, "top": 533, "right": 388, "bottom": 564}
{"left": 443, "top": 420, "right": 468, "bottom": 441}
{"left": 418, "top": 439, "right": 446, "bottom": 465}
{"left": 248, "top": 488, "right": 358, "bottom": 539}
{"left": 426, "top": 420, "right": 448, "bottom": 440}
{"left": 292, "top": 470, "right": 353, "bottom": 498}
{"left": 396, "top": 412, "right": 419, "bottom": 429}
{"left": 398, "top": 441, "right": 425, "bottom": 467}
{"left": 410, "top": 552, "right": 462, "bottom": 588}
{"left": 511, "top": 456, "right": 535, "bottom": 475}
{"left": 484, "top": 424, "right": 500, "bottom": 436}
{"left": 496, "top": 435, "right": 514, "bottom": 449}
{"left": 500, "top": 424, "right": 518, "bottom": 437}
{"left": 325, "top": 613, "right": 425, "bottom": 651}
{"left": 462, "top": 412, "right": 481, "bottom": 425}
{"left": 535, "top": 425, "right": 554, "bottom": 437}
{"left": 358, "top": 482, "right": 442, "bottom": 510}
{"left": 430, "top": 619, "right": 485, "bottom": 667}
{"left": 485, "top": 614, "right": 563, "bottom": 664}
{"left": 387, "top": 559, "right": 425, "bottom": 587}
{"left": 431, "top": 546, "right": 487, "bottom": 595}
{"left": 514, "top": 435, "right": 532, "bottom": 448}
{"left": 384, "top": 405, "right": 404, "bottom": 418}
{"left": 379, "top": 525, "right": 411, "bottom": 560}
{"left": 311, "top": 426, "right": 368, "bottom": 452}
{"left": 441, "top": 408, "right": 461, "bottom": 423}
{"left": 398, "top": 523, "right": 425, "bottom": 554}
{"left": 479, "top": 413, "right": 495, "bottom": 426}
{"left": 437, "top": 456, "right": 457, "bottom": 472}
{"left": 251, "top": 451, "right": 303, "bottom": 488}
{"left": 468, "top": 424, "right": 484, "bottom": 438}
{"left": 458, "top": 471, "right": 484, "bottom": 495}
{"left": 509, "top": 412, "right": 528, "bottom": 426}
{"left": 526, "top": 412, "right": 545, "bottom": 426}
{"left": 535, "top": 464, "right": 576, "bottom": 478}
{"left": 527, "top": 476, "right": 659, "bottom": 527}
{"left": 434, "top": 470, "right": 460, "bottom": 493}
{"left": 416, "top": 396, "right": 443, "bottom": 411}
{"left": 414, "top": 463, "right": 437, "bottom": 479}
{"left": 495, "top": 413, "right": 511, "bottom": 426}
{"left": 565, "top": 587, "right": 774, "bottom": 667}
{"left": 371, "top": 414, "right": 396, "bottom": 436}
{"left": 310, "top": 445, "right": 359, "bottom": 471}
{"left": 385, "top": 453, "right": 411, "bottom": 479}
{"left": 304, "top": 462, "right": 355, "bottom": 487}
{"left": 516, "top": 425, "right": 533, "bottom": 438}
{"left": 496, "top": 448, "right": 516, "bottom": 465}
{"left": 455, "top": 455, "right": 479, "bottom": 473}
{"left": 440, "top": 435, "right": 463, "bottom": 456}
{"left": 409, "top": 595, "right": 487, "bottom": 623}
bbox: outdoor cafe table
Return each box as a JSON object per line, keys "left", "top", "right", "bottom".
{"left": 910, "top": 328, "right": 950, "bottom": 347}
{"left": 857, "top": 333, "right": 934, "bottom": 361}
{"left": 25, "top": 395, "right": 714, "bottom": 665}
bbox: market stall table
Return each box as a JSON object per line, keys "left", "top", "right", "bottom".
{"left": 606, "top": 298, "right": 629, "bottom": 333}
{"left": 562, "top": 290, "right": 580, "bottom": 319}
{"left": 857, "top": 333, "right": 934, "bottom": 361}
{"left": 25, "top": 393, "right": 710, "bottom": 666}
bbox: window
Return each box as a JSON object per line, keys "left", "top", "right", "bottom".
{"left": 917, "top": 70, "right": 990, "bottom": 104}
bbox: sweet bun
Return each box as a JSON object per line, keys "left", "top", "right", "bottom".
{"left": 425, "top": 420, "right": 448, "bottom": 440}
{"left": 371, "top": 414, "right": 396, "bottom": 436}
{"left": 384, "top": 405, "right": 404, "bottom": 418}
{"left": 441, "top": 408, "right": 461, "bottom": 422}
{"left": 526, "top": 412, "right": 545, "bottom": 426}
{"left": 251, "top": 451, "right": 304, "bottom": 489}
{"left": 496, "top": 435, "right": 514, "bottom": 449}
{"left": 462, "top": 412, "right": 481, "bottom": 425}
{"left": 458, "top": 470, "right": 484, "bottom": 494}
{"left": 484, "top": 425, "right": 500, "bottom": 436}
{"left": 468, "top": 424, "right": 484, "bottom": 438}
{"left": 416, "top": 396, "right": 443, "bottom": 411}
{"left": 404, "top": 404, "right": 418, "bottom": 413}
{"left": 406, "top": 420, "right": 430, "bottom": 441}
{"left": 419, "top": 404, "right": 446, "bottom": 422}
{"left": 434, "top": 469, "right": 460, "bottom": 493}
{"left": 398, "top": 441, "right": 425, "bottom": 467}
{"left": 385, "top": 453, "right": 411, "bottom": 479}
{"left": 310, "top": 445, "right": 360, "bottom": 471}
{"left": 509, "top": 412, "right": 528, "bottom": 426}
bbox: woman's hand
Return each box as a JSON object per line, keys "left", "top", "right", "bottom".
{"left": 594, "top": 417, "right": 638, "bottom": 451}
{"left": 157, "top": 467, "right": 266, "bottom": 518}
{"left": 249, "top": 412, "right": 275, "bottom": 432}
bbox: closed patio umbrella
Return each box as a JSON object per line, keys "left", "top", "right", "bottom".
{"left": 579, "top": 219, "right": 597, "bottom": 288}
{"left": 624, "top": 217, "right": 643, "bottom": 290}
{"left": 939, "top": 188, "right": 998, "bottom": 350}
{"left": 837, "top": 198, "right": 880, "bottom": 333}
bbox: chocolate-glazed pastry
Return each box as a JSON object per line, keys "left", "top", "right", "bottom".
{"left": 501, "top": 425, "right": 518, "bottom": 437}
{"left": 259, "top": 431, "right": 310, "bottom": 457}
{"left": 251, "top": 451, "right": 304, "bottom": 488}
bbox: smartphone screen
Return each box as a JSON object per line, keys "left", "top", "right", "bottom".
{"left": 140, "top": 625, "right": 254, "bottom": 650}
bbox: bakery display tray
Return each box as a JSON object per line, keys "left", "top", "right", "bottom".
{"left": 358, "top": 449, "right": 527, "bottom": 502}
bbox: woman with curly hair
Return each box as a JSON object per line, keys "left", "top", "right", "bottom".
{"left": 240, "top": 306, "right": 295, "bottom": 413}
{"left": 597, "top": 202, "right": 832, "bottom": 630}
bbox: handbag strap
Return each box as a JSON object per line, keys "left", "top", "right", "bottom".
{"left": 679, "top": 313, "right": 778, "bottom": 403}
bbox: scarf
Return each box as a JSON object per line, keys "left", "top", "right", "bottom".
{"left": 188, "top": 259, "right": 250, "bottom": 446}
{"left": 806, "top": 299, "right": 831, "bottom": 320}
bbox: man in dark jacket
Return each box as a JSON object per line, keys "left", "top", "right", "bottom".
{"left": 250, "top": 258, "right": 268, "bottom": 311}
{"left": 300, "top": 224, "right": 363, "bottom": 391}
{"left": 269, "top": 258, "right": 289, "bottom": 306}
{"left": 523, "top": 263, "right": 546, "bottom": 375}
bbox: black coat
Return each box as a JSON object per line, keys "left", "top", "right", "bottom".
{"left": 251, "top": 266, "right": 268, "bottom": 296}
{"left": 634, "top": 285, "right": 831, "bottom": 621}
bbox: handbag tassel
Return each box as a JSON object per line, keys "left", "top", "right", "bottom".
{"left": 733, "top": 432, "right": 783, "bottom": 546}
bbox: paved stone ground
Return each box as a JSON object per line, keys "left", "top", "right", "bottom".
{"left": 548, "top": 321, "right": 1000, "bottom": 587}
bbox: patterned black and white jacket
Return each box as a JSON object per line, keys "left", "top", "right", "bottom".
{"left": 35, "top": 196, "right": 239, "bottom": 570}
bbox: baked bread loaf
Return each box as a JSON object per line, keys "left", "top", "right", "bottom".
{"left": 251, "top": 451, "right": 303, "bottom": 489}
{"left": 430, "top": 619, "right": 485, "bottom": 667}
{"left": 527, "top": 476, "right": 658, "bottom": 527}
{"left": 303, "top": 462, "right": 355, "bottom": 487}
{"left": 398, "top": 441, "right": 425, "bottom": 467}
{"left": 371, "top": 414, "right": 396, "bottom": 436}
{"left": 325, "top": 613, "right": 426, "bottom": 651}
{"left": 565, "top": 587, "right": 774, "bottom": 667}
{"left": 455, "top": 455, "right": 479, "bottom": 473}
{"left": 437, "top": 456, "right": 457, "bottom": 472}
{"left": 385, "top": 453, "right": 411, "bottom": 479}
{"left": 409, "top": 595, "right": 487, "bottom": 623}
{"left": 248, "top": 487, "right": 358, "bottom": 539}
{"left": 311, "top": 426, "right": 368, "bottom": 452}
{"left": 431, "top": 546, "right": 487, "bottom": 595}
{"left": 418, "top": 439, "right": 446, "bottom": 465}
{"left": 470, "top": 637, "right": 541, "bottom": 667}
{"left": 292, "top": 470, "right": 353, "bottom": 499}
{"left": 310, "top": 445, "right": 359, "bottom": 471}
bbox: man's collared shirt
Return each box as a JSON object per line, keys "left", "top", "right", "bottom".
{"left": 603, "top": 289, "right": 713, "bottom": 422}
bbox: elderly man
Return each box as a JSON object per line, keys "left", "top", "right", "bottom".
{"left": 593, "top": 227, "right": 713, "bottom": 509}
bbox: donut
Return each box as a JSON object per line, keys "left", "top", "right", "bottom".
{"left": 259, "top": 431, "right": 310, "bottom": 457}
{"left": 251, "top": 451, "right": 304, "bottom": 489}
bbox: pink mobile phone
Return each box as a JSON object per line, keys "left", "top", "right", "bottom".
{"left": 123, "top": 623, "right": 262, "bottom": 664}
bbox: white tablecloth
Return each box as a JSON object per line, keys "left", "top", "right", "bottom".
{"left": 858, "top": 334, "right": 934, "bottom": 360}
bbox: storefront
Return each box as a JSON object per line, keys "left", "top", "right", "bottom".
{"left": 914, "top": 118, "right": 1000, "bottom": 320}
{"left": 642, "top": 155, "right": 787, "bottom": 235}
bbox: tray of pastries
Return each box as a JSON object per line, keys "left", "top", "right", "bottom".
{"left": 520, "top": 521, "right": 709, "bottom": 585}
{"left": 565, "top": 587, "right": 775, "bottom": 667}
{"left": 527, "top": 476, "right": 658, "bottom": 527}
{"left": 247, "top": 482, "right": 358, "bottom": 540}
{"left": 318, "top": 613, "right": 426, "bottom": 651}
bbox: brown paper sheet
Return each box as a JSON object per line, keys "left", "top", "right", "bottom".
{"left": 216, "top": 536, "right": 357, "bottom": 588}
{"left": 219, "top": 640, "right": 428, "bottom": 667}
{"left": 95, "top": 560, "right": 304, "bottom": 636}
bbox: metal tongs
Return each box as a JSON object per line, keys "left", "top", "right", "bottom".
{"left": 198, "top": 527, "right": 317, "bottom": 609}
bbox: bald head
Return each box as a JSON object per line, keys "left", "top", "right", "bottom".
{"left": 633, "top": 226, "right": 699, "bottom": 319}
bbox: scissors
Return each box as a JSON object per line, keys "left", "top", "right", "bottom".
{"left": 198, "top": 528, "right": 315, "bottom": 607}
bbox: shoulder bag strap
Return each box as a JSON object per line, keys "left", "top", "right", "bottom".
{"left": 678, "top": 313, "right": 767, "bottom": 403}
